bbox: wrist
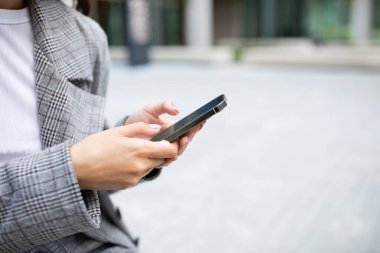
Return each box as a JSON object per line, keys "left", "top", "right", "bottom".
{"left": 70, "top": 143, "right": 88, "bottom": 189}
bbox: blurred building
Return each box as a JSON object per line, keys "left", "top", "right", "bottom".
{"left": 91, "top": 0, "right": 380, "bottom": 46}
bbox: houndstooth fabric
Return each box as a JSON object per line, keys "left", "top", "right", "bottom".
{"left": 0, "top": 0, "right": 137, "bottom": 252}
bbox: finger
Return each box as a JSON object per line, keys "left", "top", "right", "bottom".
{"left": 183, "top": 123, "right": 203, "bottom": 142}
{"left": 144, "top": 158, "right": 166, "bottom": 172}
{"left": 161, "top": 157, "right": 176, "bottom": 167}
{"left": 145, "top": 100, "right": 179, "bottom": 118}
{"left": 115, "top": 122, "right": 162, "bottom": 138}
{"left": 160, "top": 140, "right": 180, "bottom": 166}
{"left": 159, "top": 118, "right": 174, "bottom": 130}
{"left": 140, "top": 140, "right": 178, "bottom": 159}
{"left": 178, "top": 136, "right": 189, "bottom": 156}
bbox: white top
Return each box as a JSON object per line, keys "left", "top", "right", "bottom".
{"left": 0, "top": 7, "right": 42, "bottom": 163}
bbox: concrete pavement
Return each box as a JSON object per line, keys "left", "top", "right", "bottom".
{"left": 105, "top": 62, "right": 380, "bottom": 253}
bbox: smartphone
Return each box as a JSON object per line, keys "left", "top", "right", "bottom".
{"left": 151, "top": 94, "right": 227, "bottom": 142}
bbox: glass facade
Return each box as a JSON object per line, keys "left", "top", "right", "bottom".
{"left": 374, "top": 0, "right": 380, "bottom": 40}
{"left": 92, "top": 0, "right": 379, "bottom": 46}
{"left": 217, "top": 0, "right": 351, "bottom": 43}
{"left": 304, "top": 0, "right": 351, "bottom": 42}
{"left": 150, "top": 0, "right": 185, "bottom": 45}
{"left": 91, "top": 0, "right": 124, "bottom": 45}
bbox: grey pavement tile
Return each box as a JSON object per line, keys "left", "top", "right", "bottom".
{"left": 105, "top": 62, "right": 380, "bottom": 253}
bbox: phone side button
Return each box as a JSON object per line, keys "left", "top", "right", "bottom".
{"left": 213, "top": 104, "right": 224, "bottom": 113}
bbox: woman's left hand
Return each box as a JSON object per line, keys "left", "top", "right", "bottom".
{"left": 125, "top": 100, "right": 204, "bottom": 166}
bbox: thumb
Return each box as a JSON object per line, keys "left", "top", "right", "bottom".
{"left": 115, "top": 122, "right": 162, "bottom": 138}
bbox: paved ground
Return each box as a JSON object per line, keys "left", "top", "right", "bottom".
{"left": 105, "top": 61, "right": 380, "bottom": 253}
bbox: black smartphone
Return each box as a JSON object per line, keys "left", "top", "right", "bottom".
{"left": 151, "top": 94, "right": 227, "bottom": 142}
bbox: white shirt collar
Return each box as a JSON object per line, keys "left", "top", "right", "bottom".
{"left": 0, "top": 7, "right": 30, "bottom": 24}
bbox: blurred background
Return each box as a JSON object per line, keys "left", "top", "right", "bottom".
{"left": 85, "top": 0, "right": 380, "bottom": 252}
{"left": 87, "top": 0, "right": 380, "bottom": 66}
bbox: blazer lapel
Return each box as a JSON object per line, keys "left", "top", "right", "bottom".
{"left": 30, "top": 0, "right": 93, "bottom": 80}
{"left": 30, "top": 0, "right": 104, "bottom": 149}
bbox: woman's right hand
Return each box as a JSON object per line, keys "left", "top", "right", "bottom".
{"left": 70, "top": 122, "right": 178, "bottom": 190}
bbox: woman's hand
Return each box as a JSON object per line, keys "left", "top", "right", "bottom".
{"left": 125, "top": 100, "right": 179, "bottom": 128}
{"left": 125, "top": 101, "right": 204, "bottom": 165}
{"left": 70, "top": 122, "right": 178, "bottom": 190}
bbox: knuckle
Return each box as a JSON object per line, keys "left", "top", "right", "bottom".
{"left": 129, "top": 141, "right": 146, "bottom": 157}
{"left": 120, "top": 178, "right": 131, "bottom": 189}
{"left": 133, "top": 141, "right": 145, "bottom": 154}
{"left": 137, "top": 122, "right": 149, "bottom": 130}
{"left": 134, "top": 160, "right": 148, "bottom": 172}
{"left": 122, "top": 176, "right": 140, "bottom": 188}
{"left": 122, "top": 182, "right": 131, "bottom": 189}
{"left": 140, "top": 141, "right": 149, "bottom": 152}
{"left": 129, "top": 176, "right": 141, "bottom": 186}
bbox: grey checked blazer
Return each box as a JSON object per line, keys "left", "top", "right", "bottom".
{"left": 0, "top": 0, "right": 139, "bottom": 252}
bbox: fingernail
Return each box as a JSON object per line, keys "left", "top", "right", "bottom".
{"left": 171, "top": 101, "right": 179, "bottom": 112}
{"left": 149, "top": 124, "right": 161, "bottom": 130}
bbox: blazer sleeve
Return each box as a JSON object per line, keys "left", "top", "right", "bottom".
{"left": 0, "top": 141, "right": 101, "bottom": 252}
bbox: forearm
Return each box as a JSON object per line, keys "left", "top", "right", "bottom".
{"left": 0, "top": 141, "right": 100, "bottom": 252}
